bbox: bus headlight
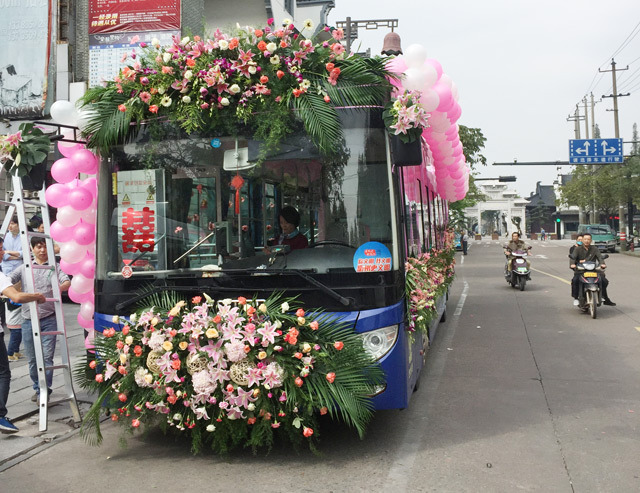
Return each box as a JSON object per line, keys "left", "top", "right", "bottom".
{"left": 360, "top": 325, "right": 398, "bottom": 361}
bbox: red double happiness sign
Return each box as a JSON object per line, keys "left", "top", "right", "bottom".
{"left": 89, "top": 0, "right": 181, "bottom": 34}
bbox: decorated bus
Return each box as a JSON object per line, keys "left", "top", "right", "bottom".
{"left": 28, "top": 21, "right": 467, "bottom": 451}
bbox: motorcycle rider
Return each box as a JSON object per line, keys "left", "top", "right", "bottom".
{"left": 569, "top": 234, "right": 583, "bottom": 257}
{"left": 569, "top": 232, "right": 616, "bottom": 306}
{"left": 503, "top": 231, "right": 531, "bottom": 273}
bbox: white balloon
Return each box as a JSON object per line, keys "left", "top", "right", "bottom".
{"left": 79, "top": 206, "right": 97, "bottom": 224}
{"left": 71, "top": 274, "right": 93, "bottom": 294}
{"left": 403, "top": 67, "right": 428, "bottom": 92}
{"left": 60, "top": 241, "right": 89, "bottom": 263}
{"left": 56, "top": 205, "right": 80, "bottom": 228}
{"left": 79, "top": 301, "right": 95, "bottom": 320}
{"left": 50, "top": 100, "right": 79, "bottom": 126}
{"left": 76, "top": 106, "right": 98, "bottom": 132}
{"left": 439, "top": 74, "right": 453, "bottom": 89}
{"left": 404, "top": 44, "right": 428, "bottom": 68}
{"left": 451, "top": 82, "right": 459, "bottom": 102}
{"left": 420, "top": 88, "right": 440, "bottom": 112}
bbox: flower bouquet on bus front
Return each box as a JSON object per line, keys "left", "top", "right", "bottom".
{"left": 77, "top": 293, "right": 383, "bottom": 454}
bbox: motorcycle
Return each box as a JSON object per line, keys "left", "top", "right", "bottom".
{"left": 574, "top": 254, "right": 609, "bottom": 319}
{"left": 504, "top": 247, "right": 532, "bottom": 291}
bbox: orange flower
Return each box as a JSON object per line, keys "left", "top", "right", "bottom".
{"left": 294, "top": 352, "right": 303, "bottom": 359}
{"left": 257, "top": 40, "right": 267, "bottom": 52}
{"left": 325, "top": 62, "right": 335, "bottom": 72}
{"left": 213, "top": 315, "right": 221, "bottom": 324}
{"left": 333, "top": 341, "right": 344, "bottom": 351}
{"left": 149, "top": 105, "right": 159, "bottom": 114}
{"left": 247, "top": 306, "right": 256, "bottom": 316}
{"left": 131, "top": 418, "right": 141, "bottom": 428}
{"left": 186, "top": 58, "right": 196, "bottom": 67}
{"left": 89, "top": 360, "right": 97, "bottom": 369}
{"left": 118, "top": 393, "right": 127, "bottom": 402}
{"left": 303, "top": 427, "right": 314, "bottom": 437}
{"left": 161, "top": 65, "right": 174, "bottom": 74}
{"left": 118, "top": 366, "right": 127, "bottom": 375}
{"left": 192, "top": 295, "right": 202, "bottom": 303}
{"left": 237, "top": 296, "right": 247, "bottom": 305}
{"left": 292, "top": 89, "right": 302, "bottom": 98}
{"left": 260, "top": 75, "right": 269, "bottom": 84}
{"left": 228, "top": 38, "right": 239, "bottom": 49}
{"left": 323, "top": 95, "right": 331, "bottom": 103}
{"left": 296, "top": 308, "right": 305, "bottom": 318}
{"left": 167, "top": 394, "right": 178, "bottom": 404}
{"left": 295, "top": 377, "right": 304, "bottom": 387}
{"left": 276, "top": 70, "right": 285, "bottom": 79}
{"left": 171, "top": 359, "right": 181, "bottom": 370}
{"left": 247, "top": 417, "right": 257, "bottom": 425}
{"left": 169, "top": 329, "right": 177, "bottom": 337}
{"left": 309, "top": 320, "right": 319, "bottom": 331}
{"left": 326, "top": 372, "right": 336, "bottom": 383}
{"left": 122, "top": 325, "right": 130, "bottom": 335}
{"left": 111, "top": 414, "right": 119, "bottom": 421}
{"left": 118, "top": 104, "right": 127, "bottom": 112}
{"left": 244, "top": 345, "right": 251, "bottom": 353}
{"left": 280, "top": 40, "right": 288, "bottom": 49}
{"left": 254, "top": 29, "right": 263, "bottom": 37}
{"left": 319, "top": 406, "right": 328, "bottom": 415}
{"left": 133, "top": 345, "right": 143, "bottom": 356}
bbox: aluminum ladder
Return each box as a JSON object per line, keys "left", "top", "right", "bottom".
{"left": 0, "top": 173, "right": 82, "bottom": 431}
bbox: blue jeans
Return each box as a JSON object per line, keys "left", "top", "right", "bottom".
{"left": 22, "top": 316, "right": 58, "bottom": 394}
{"left": 7, "top": 328, "right": 22, "bottom": 355}
{"left": 0, "top": 332, "right": 10, "bottom": 418}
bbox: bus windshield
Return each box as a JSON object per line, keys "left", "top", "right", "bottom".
{"left": 96, "top": 110, "right": 396, "bottom": 282}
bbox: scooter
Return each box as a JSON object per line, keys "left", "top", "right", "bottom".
{"left": 504, "top": 247, "right": 531, "bottom": 291}
{"left": 574, "top": 254, "right": 608, "bottom": 319}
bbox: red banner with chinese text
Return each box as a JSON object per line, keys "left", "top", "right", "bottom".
{"left": 89, "top": 0, "right": 181, "bottom": 34}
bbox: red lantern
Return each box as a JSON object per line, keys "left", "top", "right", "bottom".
{"left": 230, "top": 174, "right": 244, "bottom": 214}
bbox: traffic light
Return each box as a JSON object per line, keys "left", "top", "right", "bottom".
{"left": 556, "top": 217, "right": 561, "bottom": 223}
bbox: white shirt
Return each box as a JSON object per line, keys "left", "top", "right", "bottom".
{"left": 0, "top": 272, "right": 14, "bottom": 334}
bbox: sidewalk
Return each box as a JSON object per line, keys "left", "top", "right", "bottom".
{"left": 1, "top": 302, "right": 94, "bottom": 470}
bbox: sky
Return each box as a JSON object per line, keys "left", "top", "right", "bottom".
{"left": 327, "top": 1, "right": 640, "bottom": 199}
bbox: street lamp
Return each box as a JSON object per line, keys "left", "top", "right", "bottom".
{"left": 335, "top": 17, "right": 399, "bottom": 54}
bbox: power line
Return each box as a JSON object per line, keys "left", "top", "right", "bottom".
{"left": 598, "top": 20, "right": 640, "bottom": 69}
{"left": 618, "top": 66, "right": 640, "bottom": 92}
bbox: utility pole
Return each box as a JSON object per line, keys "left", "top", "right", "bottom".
{"left": 567, "top": 106, "right": 585, "bottom": 222}
{"left": 601, "top": 58, "right": 630, "bottom": 249}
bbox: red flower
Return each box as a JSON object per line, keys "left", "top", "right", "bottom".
{"left": 169, "top": 329, "right": 177, "bottom": 338}
{"left": 171, "top": 359, "right": 181, "bottom": 370}
{"left": 213, "top": 315, "right": 221, "bottom": 324}
{"left": 257, "top": 40, "right": 267, "bottom": 52}
{"left": 116, "top": 340, "right": 124, "bottom": 349}
{"left": 259, "top": 75, "right": 269, "bottom": 84}
{"left": 324, "top": 95, "right": 331, "bottom": 103}
{"left": 192, "top": 295, "right": 202, "bottom": 304}
{"left": 95, "top": 374, "right": 103, "bottom": 383}
{"left": 292, "top": 88, "right": 302, "bottom": 98}
{"left": 237, "top": 296, "right": 247, "bottom": 305}
{"left": 325, "top": 62, "right": 335, "bottom": 72}
{"left": 303, "top": 427, "right": 314, "bottom": 437}
{"left": 133, "top": 345, "right": 143, "bottom": 357}
{"left": 131, "top": 418, "right": 140, "bottom": 428}
{"left": 122, "top": 325, "right": 130, "bottom": 336}
{"left": 186, "top": 58, "right": 196, "bottom": 67}
{"left": 296, "top": 308, "right": 305, "bottom": 318}
{"left": 309, "top": 320, "right": 319, "bottom": 331}
{"left": 276, "top": 70, "right": 285, "bottom": 79}
{"left": 247, "top": 306, "right": 256, "bottom": 316}
{"left": 118, "top": 393, "right": 127, "bottom": 402}
{"left": 295, "top": 377, "right": 304, "bottom": 387}
{"left": 333, "top": 341, "right": 344, "bottom": 351}
{"left": 111, "top": 414, "right": 119, "bottom": 421}
{"left": 89, "top": 360, "right": 97, "bottom": 369}
{"left": 118, "top": 104, "right": 127, "bottom": 112}
{"left": 319, "top": 406, "right": 328, "bottom": 415}
{"left": 326, "top": 372, "right": 336, "bottom": 383}
{"left": 149, "top": 105, "right": 159, "bottom": 114}
{"left": 294, "top": 352, "right": 303, "bottom": 359}
{"left": 255, "top": 29, "right": 264, "bottom": 37}
{"left": 118, "top": 366, "right": 127, "bottom": 375}
{"left": 167, "top": 394, "right": 178, "bottom": 404}
{"left": 247, "top": 417, "right": 257, "bottom": 425}
{"left": 228, "top": 38, "right": 239, "bottom": 49}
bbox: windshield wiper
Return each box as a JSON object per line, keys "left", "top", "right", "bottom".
{"left": 174, "top": 231, "right": 215, "bottom": 264}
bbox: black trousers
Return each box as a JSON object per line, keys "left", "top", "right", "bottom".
{"left": 571, "top": 271, "right": 609, "bottom": 299}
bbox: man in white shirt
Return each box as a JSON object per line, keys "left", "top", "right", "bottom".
{"left": 0, "top": 272, "right": 45, "bottom": 434}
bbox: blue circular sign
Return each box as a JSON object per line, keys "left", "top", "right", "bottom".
{"left": 353, "top": 242, "right": 392, "bottom": 272}
{"left": 210, "top": 138, "right": 222, "bottom": 148}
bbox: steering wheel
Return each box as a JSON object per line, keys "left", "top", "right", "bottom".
{"left": 311, "top": 240, "right": 355, "bottom": 249}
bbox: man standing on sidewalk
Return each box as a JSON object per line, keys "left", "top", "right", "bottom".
{"left": 0, "top": 273, "right": 46, "bottom": 434}
{"left": 10, "top": 238, "right": 70, "bottom": 404}
{"left": 3, "top": 216, "right": 25, "bottom": 362}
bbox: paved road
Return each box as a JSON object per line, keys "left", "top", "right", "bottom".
{"left": 1, "top": 239, "right": 639, "bottom": 492}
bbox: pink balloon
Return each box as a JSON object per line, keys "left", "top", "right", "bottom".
{"left": 45, "top": 183, "right": 69, "bottom": 208}
{"left": 84, "top": 328, "right": 95, "bottom": 350}
{"left": 79, "top": 301, "right": 95, "bottom": 320}
{"left": 70, "top": 149, "right": 98, "bottom": 174}
{"left": 50, "top": 221, "right": 75, "bottom": 242}
{"left": 79, "top": 206, "right": 97, "bottom": 225}
{"left": 51, "top": 158, "right": 79, "bottom": 184}
{"left": 447, "top": 102, "right": 462, "bottom": 123}
{"left": 452, "top": 143, "right": 464, "bottom": 158}
{"left": 386, "top": 56, "right": 408, "bottom": 75}
{"left": 425, "top": 58, "right": 443, "bottom": 80}
{"left": 74, "top": 220, "right": 96, "bottom": 245}
{"left": 60, "top": 241, "right": 89, "bottom": 263}
{"left": 428, "top": 111, "right": 451, "bottom": 132}
{"left": 60, "top": 258, "right": 83, "bottom": 276}
{"left": 57, "top": 141, "right": 85, "bottom": 157}
{"left": 433, "top": 82, "right": 454, "bottom": 112}
{"left": 68, "top": 286, "right": 93, "bottom": 304}
{"left": 77, "top": 312, "right": 94, "bottom": 329}
{"left": 68, "top": 186, "right": 93, "bottom": 211}
{"left": 445, "top": 124, "right": 458, "bottom": 137}
{"left": 81, "top": 177, "right": 98, "bottom": 199}
{"left": 80, "top": 254, "right": 96, "bottom": 278}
